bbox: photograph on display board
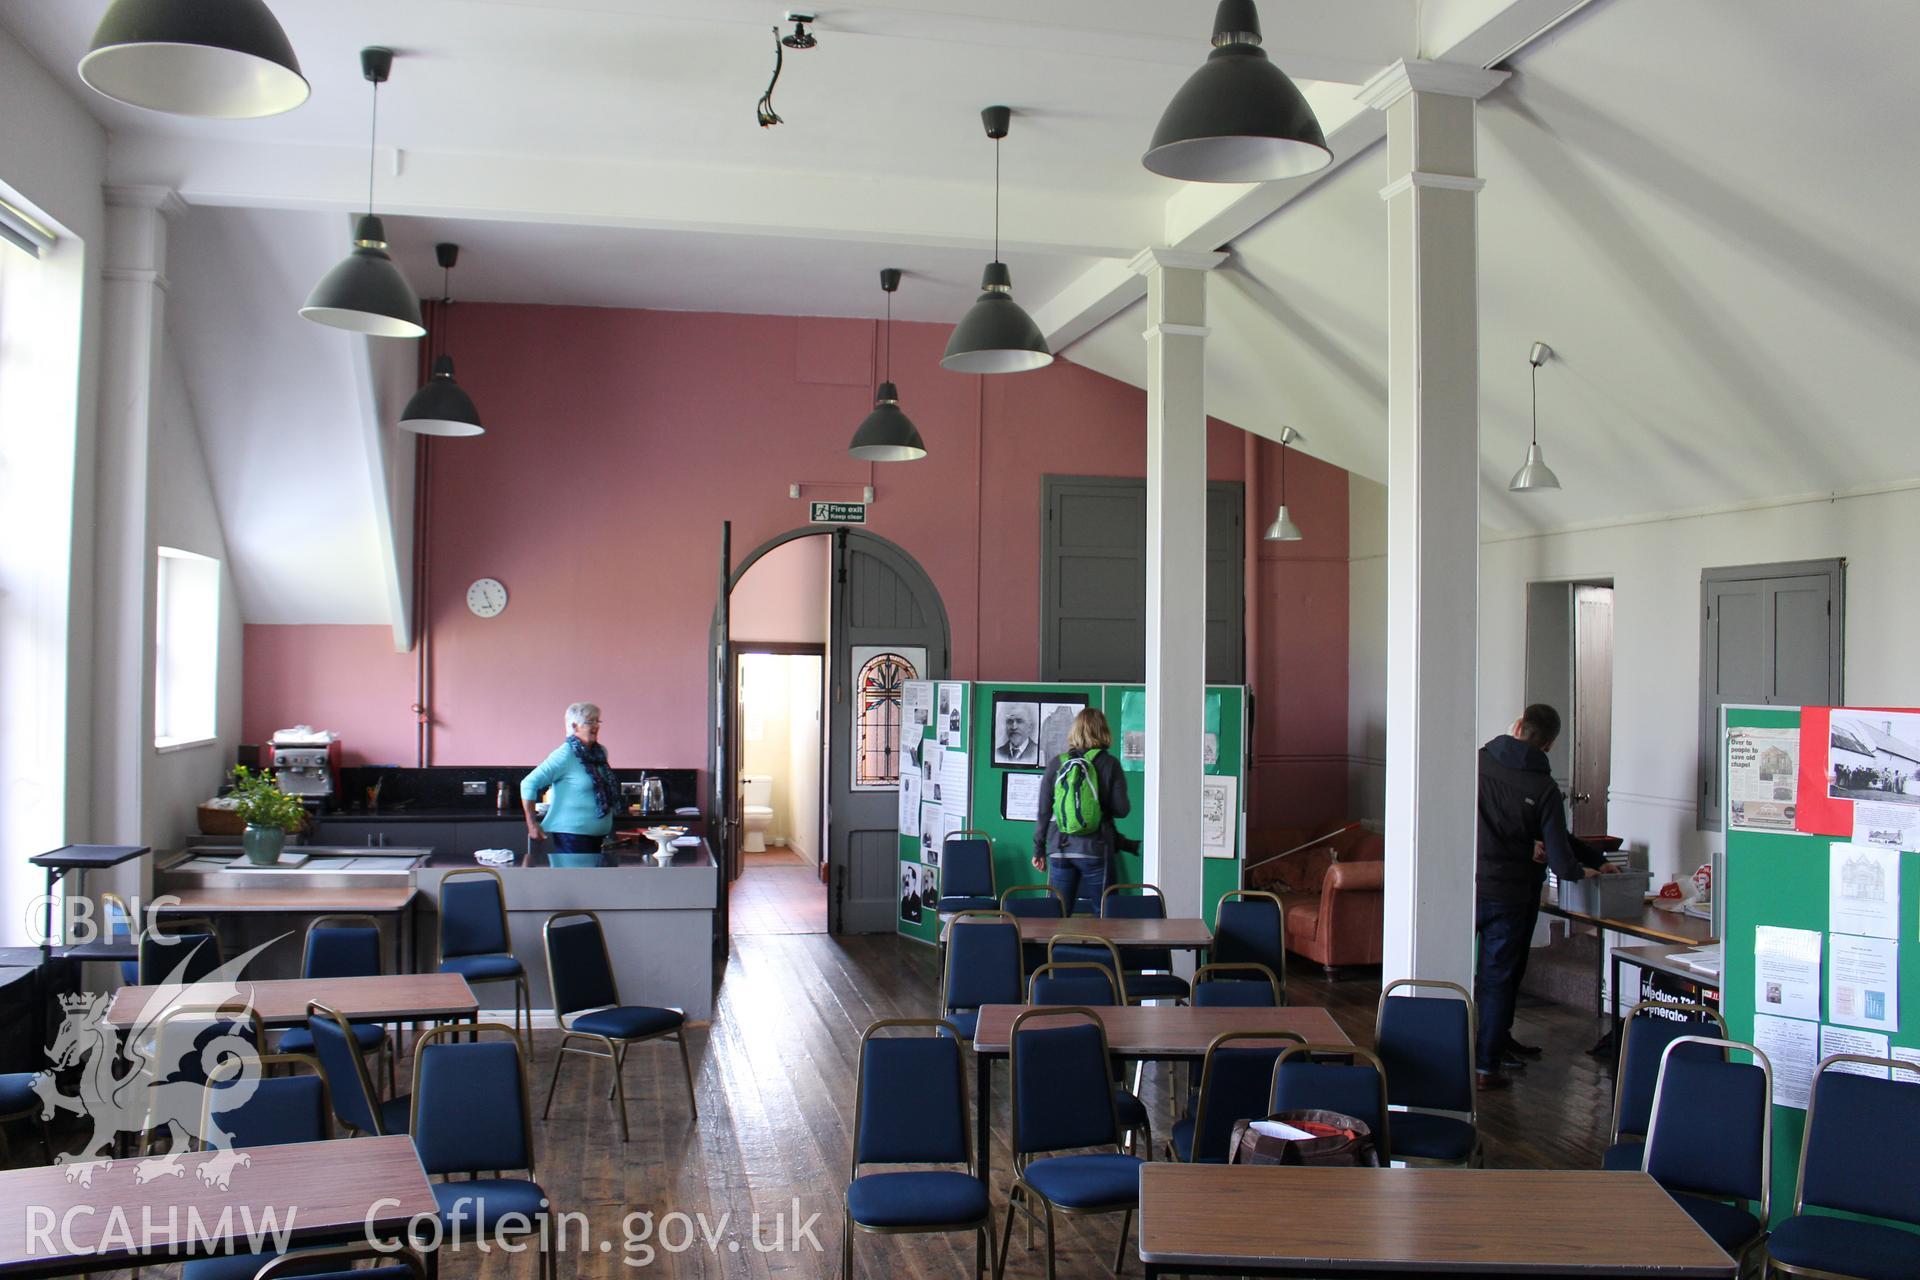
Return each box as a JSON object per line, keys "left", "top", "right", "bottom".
{"left": 1037, "top": 697, "right": 1088, "bottom": 763}
{"left": 899, "top": 863, "right": 922, "bottom": 923}
{"left": 991, "top": 694, "right": 1042, "bottom": 767}
{"left": 919, "top": 864, "right": 939, "bottom": 911}
{"left": 1828, "top": 711, "right": 1920, "bottom": 806}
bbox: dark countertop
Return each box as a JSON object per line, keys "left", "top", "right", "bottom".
{"left": 322, "top": 808, "right": 704, "bottom": 824}
{"left": 423, "top": 839, "right": 716, "bottom": 870}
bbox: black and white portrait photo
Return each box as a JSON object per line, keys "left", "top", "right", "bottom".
{"left": 899, "top": 864, "right": 923, "bottom": 923}
{"left": 992, "top": 698, "right": 1042, "bottom": 767}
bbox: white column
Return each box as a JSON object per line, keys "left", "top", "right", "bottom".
{"left": 1359, "top": 61, "right": 1507, "bottom": 989}
{"left": 1130, "top": 247, "right": 1225, "bottom": 922}
{"left": 91, "top": 185, "right": 185, "bottom": 846}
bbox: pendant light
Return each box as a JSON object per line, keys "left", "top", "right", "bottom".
{"left": 1508, "top": 342, "right": 1563, "bottom": 492}
{"left": 1143, "top": 0, "right": 1331, "bottom": 184}
{"left": 79, "top": 0, "right": 308, "bottom": 118}
{"left": 941, "top": 106, "right": 1053, "bottom": 374}
{"left": 300, "top": 47, "right": 424, "bottom": 338}
{"left": 1262, "top": 426, "right": 1305, "bottom": 542}
{"left": 849, "top": 269, "right": 926, "bottom": 461}
{"left": 400, "top": 244, "right": 484, "bottom": 437}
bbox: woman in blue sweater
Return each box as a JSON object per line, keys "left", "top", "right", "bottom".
{"left": 520, "top": 701, "right": 618, "bottom": 863}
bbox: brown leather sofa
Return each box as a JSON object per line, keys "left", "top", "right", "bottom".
{"left": 1246, "top": 824, "right": 1385, "bottom": 974}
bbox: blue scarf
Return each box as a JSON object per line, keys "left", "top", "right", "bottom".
{"left": 566, "top": 735, "right": 618, "bottom": 818}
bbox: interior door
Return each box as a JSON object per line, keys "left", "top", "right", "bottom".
{"left": 709, "top": 521, "right": 735, "bottom": 953}
{"left": 828, "top": 530, "right": 948, "bottom": 934}
{"left": 1571, "top": 585, "right": 1615, "bottom": 836}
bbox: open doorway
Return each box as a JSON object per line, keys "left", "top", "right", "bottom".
{"left": 1523, "top": 579, "right": 1615, "bottom": 837}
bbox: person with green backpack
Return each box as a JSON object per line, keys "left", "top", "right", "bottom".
{"left": 1030, "top": 707, "right": 1131, "bottom": 914}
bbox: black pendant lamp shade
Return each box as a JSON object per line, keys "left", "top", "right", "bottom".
{"left": 300, "top": 48, "right": 424, "bottom": 338}
{"left": 401, "top": 244, "right": 484, "bottom": 437}
{"left": 850, "top": 269, "right": 926, "bottom": 461}
{"left": 79, "top": 0, "right": 309, "bottom": 118}
{"left": 1144, "top": 0, "right": 1331, "bottom": 183}
{"left": 942, "top": 107, "right": 1053, "bottom": 374}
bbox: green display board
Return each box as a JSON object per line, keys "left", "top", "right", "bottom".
{"left": 1722, "top": 704, "right": 1920, "bottom": 1224}
{"left": 895, "top": 681, "right": 1248, "bottom": 943}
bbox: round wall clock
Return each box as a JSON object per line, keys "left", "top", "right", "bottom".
{"left": 466, "top": 577, "right": 508, "bottom": 618}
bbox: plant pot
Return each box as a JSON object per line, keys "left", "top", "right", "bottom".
{"left": 242, "top": 823, "right": 287, "bottom": 866}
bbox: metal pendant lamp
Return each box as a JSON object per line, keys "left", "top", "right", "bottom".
{"left": 300, "top": 48, "right": 423, "bottom": 338}
{"left": 401, "top": 244, "right": 484, "bottom": 437}
{"left": 942, "top": 106, "right": 1053, "bottom": 375}
{"left": 1508, "top": 342, "right": 1563, "bottom": 492}
{"left": 1262, "top": 425, "right": 1305, "bottom": 541}
{"left": 79, "top": 0, "right": 309, "bottom": 118}
{"left": 1144, "top": 0, "right": 1331, "bottom": 184}
{"left": 849, "top": 269, "right": 926, "bottom": 461}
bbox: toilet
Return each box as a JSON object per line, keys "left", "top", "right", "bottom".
{"left": 740, "top": 774, "right": 774, "bottom": 853}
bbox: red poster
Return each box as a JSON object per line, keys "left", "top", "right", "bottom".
{"left": 1794, "top": 705, "right": 1849, "bottom": 835}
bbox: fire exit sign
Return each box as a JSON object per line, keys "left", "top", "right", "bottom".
{"left": 808, "top": 501, "right": 867, "bottom": 525}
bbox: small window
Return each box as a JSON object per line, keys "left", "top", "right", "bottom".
{"left": 853, "top": 650, "right": 916, "bottom": 789}
{"left": 154, "top": 547, "right": 220, "bottom": 748}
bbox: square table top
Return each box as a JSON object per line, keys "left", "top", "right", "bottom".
{"left": 1013, "top": 916, "right": 1214, "bottom": 948}
{"left": 971, "top": 1003, "right": 1348, "bottom": 1057}
{"left": 106, "top": 973, "right": 477, "bottom": 1029}
{"left": 29, "top": 845, "right": 149, "bottom": 870}
{"left": 0, "top": 1135, "right": 434, "bottom": 1278}
{"left": 1137, "top": 1165, "right": 1735, "bottom": 1277}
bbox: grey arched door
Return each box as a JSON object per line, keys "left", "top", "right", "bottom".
{"left": 828, "top": 530, "right": 949, "bottom": 933}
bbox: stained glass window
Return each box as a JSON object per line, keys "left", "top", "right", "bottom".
{"left": 854, "top": 650, "right": 916, "bottom": 788}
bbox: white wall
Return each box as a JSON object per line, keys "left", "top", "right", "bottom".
{"left": 1480, "top": 482, "right": 1920, "bottom": 888}
{"left": 1348, "top": 473, "right": 1387, "bottom": 819}
{"left": 785, "top": 655, "right": 822, "bottom": 864}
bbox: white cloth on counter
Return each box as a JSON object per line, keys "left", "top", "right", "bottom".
{"left": 473, "top": 848, "right": 516, "bottom": 866}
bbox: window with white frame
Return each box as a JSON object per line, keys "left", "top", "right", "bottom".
{"left": 154, "top": 547, "right": 220, "bottom": 747}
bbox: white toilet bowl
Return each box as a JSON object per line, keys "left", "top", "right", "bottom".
{"left": 740, "top": 774, "right": 774, "bottom": 853}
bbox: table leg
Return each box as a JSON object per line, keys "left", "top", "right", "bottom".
{"left": 975, "top": 1049, "right": 993, "bottom": 1189}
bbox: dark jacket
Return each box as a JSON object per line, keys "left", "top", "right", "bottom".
{"left": 1033, "top": 748, "right": 1130, "bottom": 861}
{"left": 1477, "top": 735, "right": 1603, "bottom": 905}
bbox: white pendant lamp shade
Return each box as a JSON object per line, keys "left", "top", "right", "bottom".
{"left": 1509, "top": 342, "right": 1562, "bottom": 493}
{"left": 79, "top": 0, "right": 309, "bottom": 118}
{"left": 1261, "top": 425, "right": 1306, "bottom": 541}
{"left": 850, "top": 268, "right": 926, "bottom": 460}
{"left": 943, "top": 106, "right": 1053, "bottom": 374}
{"left": 1143, "top": 0, "right": 1331, "bottom": 183}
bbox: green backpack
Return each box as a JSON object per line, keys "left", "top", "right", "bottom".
{"left": 1052, "top": 749, "right": 1104, "bottom": 836}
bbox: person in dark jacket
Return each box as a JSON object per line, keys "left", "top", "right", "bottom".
{"left": 1475, "top": 703, "right": 1614, "bottom": 1087}
{"left": 1031, "top": 708, "right": 1130, "bottom": 914}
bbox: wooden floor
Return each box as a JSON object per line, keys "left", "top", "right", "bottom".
{"left": 46, "top": 933, "right": 1616, "bottom": 1279}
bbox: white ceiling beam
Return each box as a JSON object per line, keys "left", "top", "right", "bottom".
{"left": 106, "top": 134, "right": 1154, "bottom": 261}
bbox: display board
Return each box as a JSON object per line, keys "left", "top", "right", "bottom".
{"left": 1722, "top": 704, "right": 1920, "bottom": 1223}
{"left": 895, "top": 681, "right": 1248, "bottom": 943}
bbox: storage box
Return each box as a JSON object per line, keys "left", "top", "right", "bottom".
{"left": 1557, "top": 868, "right": 1653, "bottom": 919}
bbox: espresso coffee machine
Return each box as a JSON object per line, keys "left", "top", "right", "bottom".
{"left": 269, "top": 728, "right": 341, "bottom": 800}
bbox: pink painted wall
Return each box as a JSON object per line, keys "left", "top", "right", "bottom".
{"left": 729, "top": 535, "right": 828, "bottom": 646}
{"left": 244, "top": 304, "right": 1354, "bottom": 825}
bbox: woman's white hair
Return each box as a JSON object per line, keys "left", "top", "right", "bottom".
{"left": 565, "top": 702, "right": 601, "bottom": 734}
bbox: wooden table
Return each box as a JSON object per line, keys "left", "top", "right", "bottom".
{"left": 0, "top": 1135, "right": 435, "bottom": 1277}
{"left": 1014, "top": 916, "right": 1214, "bottom": 949}
{"left": 971, "top": 1004, "right": 1348, "bottom": 1184}
{"left": 1136, "top": 1165, "right": 1735, "bottom": 1278}
{"left": 106, "top": 973, "right": 477, "bottom": 1030}
{"left": 156, "top": 889, "right": 421, "bottom": 976}
{"left": 1541, "top": 896, "right": 1715, "bottom": 1016}
{"left": 1611, "top": 943, "right": 1721, "bottom": 1034}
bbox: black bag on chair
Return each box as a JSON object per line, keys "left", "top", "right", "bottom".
{"left": 1228, "top": 1110, "right": 1380, "bottom": 1168}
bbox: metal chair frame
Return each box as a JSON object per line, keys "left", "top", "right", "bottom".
{"left": 254, "top": 1243, "right": 429, "bottom": 1279}
{"left": 1608, "top": 998, "right": 1728, "bottom": 1148}
{"left": 1375, "top": 977, "right": 1482, "bottom": 1168}
{"left": 434, "top": 867, "right": 531, "bottom": 1054}
{"left": 1270, "top": 1042, "right": 1393, "bottom": 1164}
{"left": 539, "top": 909, "right": 696, "bottom": 1140}
{"left": 844, "top": 1018, "right": 994, "bottom": 1279}
{"left": 307, "top": 1000, "right": 396, "bottom": 1137}
{"left": 1642, "top": 1035, "right": 1771, "bottom": 1273}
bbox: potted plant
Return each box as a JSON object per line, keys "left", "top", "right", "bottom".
{"left": 229, "top": 765, "right": 306, "bottom": 865}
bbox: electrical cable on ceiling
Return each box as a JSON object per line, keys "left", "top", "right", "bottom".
{"left": 757, "top": 14, "right": 815, "bottom": 128}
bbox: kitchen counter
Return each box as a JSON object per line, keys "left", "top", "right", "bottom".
{"left": 321, "top": 808, "right": 705, "bottom": 823}
{"left": 423, "top": 842, "right": 716, "bottom": 870}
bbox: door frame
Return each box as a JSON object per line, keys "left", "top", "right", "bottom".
{"left": 731, "top": 642, "right": 827, "bottom": 883}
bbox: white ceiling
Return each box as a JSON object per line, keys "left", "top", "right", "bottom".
{"left": 7, "top": 0, "right": 1912, "bottom": 623}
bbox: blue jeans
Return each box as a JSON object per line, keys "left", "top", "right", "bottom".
{"left": 1475, "top": 899, "right": 1534, "bottom": 1072}
{"left": 1048, "top": 856, "right": 1107, "bottom": 916}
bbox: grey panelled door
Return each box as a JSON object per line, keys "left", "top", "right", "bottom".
{"left": 1698, "top": 560, "right": 1844, "bottom": 827}
{"left": 829, "top": 530, "right": 948, "bottom": 934}
{"left": 1039, "top": 476, "right": 1244, "bottom": 683}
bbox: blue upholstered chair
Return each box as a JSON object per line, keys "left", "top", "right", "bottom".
{"left": 1045, "top": 933, "right": 1130, "bottom": 1004}
{"left": 144, "top": 1003, "right": 264, "bottom": 1141}
{"left": 844, "top": 1019, "right": 993, "bottom": 1278}
{"left": 1191, "top": 962, "right": 1282, "bottom": 1008}
{"left": 254, "top": 1243, "right": 428, "bottom": 1280}
{"left": 138, "top": 916, "right": 224, "bottom": 985}
{"left": 541, "top": 910, "right": 695, "bottom": 1139}
{"left": 1100, "top": 884, "right": 1190, "bottom": 1003}
{"left": 1168, "top": 1030, "right": 1304, "bottom": 1164}
{"left": 940, "top": 912, "right": 1023, "bottom": 1044}
{"left": 1375, "top": 978, "right": 1480, "bottom": 1167}
{"left": 1025, "top": 962, "right": 1151, "bottom": 1156}
{"left": 1000, "top": 886, "right": 1066, "bottom": 976}
{"left": 276, "top": 914, "right": 393, "bottom": 1093}
{"left": 1211, "top": 891, "right": 1287, "bottom": 1000}
{"left": 306, "top": 1001, "right": 410, "bottom": 1137}
{"left": 0, "top": 1073, "right": 52, "bottom": 1164}
{"left": 100, "top": 890, "right": 138, "bottom": 986}
{"left": 937, "top": 836, "right": 999, "bottom": 916}
{"left": 410, "top": 1023, "right": 554, "bottom": 1280}
{"left": 435, "top": 867, "right": 530, "bottom": 1050}
{"left": 1602, "top": 999, "right": 1726, "bottom": 1171}
{"left": 996, "top": 1008, "right": 1143, "bottom": 1280}
{"left": 1270, "top": 1043, "right": 1392, "bottom": 1163}
{"left": 1765, "top": 1054, "right": 1920, "bottom": 1280}
{"left": 184, "top": 1052, "right": 334, "bottom": 1280}
{"left": 1640, "top": 1036, "right": 1771, "bottom": 1269}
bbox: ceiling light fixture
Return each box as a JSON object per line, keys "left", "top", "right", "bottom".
{"left": 300, "top": 47, "right": 424, "bottom": 338}
{"left": 1144, "top": 0, "right": 1331, "bottom": 183}
{"left": 400, "top": 243, "right": 484, "bottom": 438}
{"left": 1262, "top": 425, "right": 1305, "bottom": 541}
{"left": 942, "top": 106, "right": 1053, "bottom": 375}
{"left": 849, "top": 269, "right": 926, "bottom": 462}
{"left": 1509, "top": 341, "right": 1562, "bottom": 493}
{"left": 78, "top": 0, "right": 309, "bottom": 118}
{"left": 757, "top": 11, "right": 817, "bottom": 127}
